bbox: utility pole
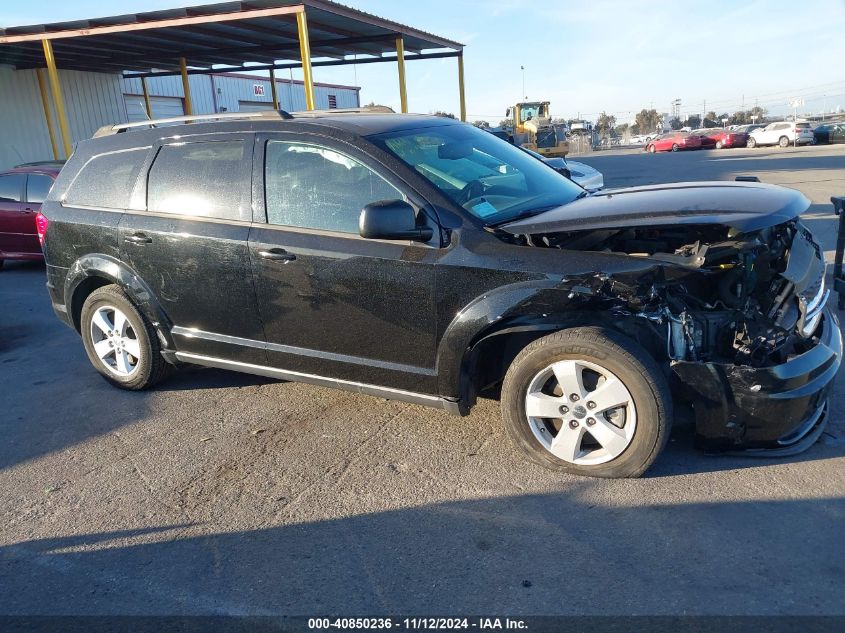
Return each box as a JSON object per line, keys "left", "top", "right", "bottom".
{"left": 520, "top": 65, "right": 526, "bottom": 100}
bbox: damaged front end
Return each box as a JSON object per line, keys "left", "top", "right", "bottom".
{"left": 500, "top": 183, "right": 842, "bottom": 453}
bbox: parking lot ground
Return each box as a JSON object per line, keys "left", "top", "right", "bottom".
{"left": 2, "top": 144, "right": 845, "bottom": 616}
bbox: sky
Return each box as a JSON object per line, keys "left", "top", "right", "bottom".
{"left": 4, "top": 0, "right": 845, "bottom": 124}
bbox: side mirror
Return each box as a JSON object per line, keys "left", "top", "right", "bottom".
{"left": 359, "top": 199, "right": 434, "bottom": 242}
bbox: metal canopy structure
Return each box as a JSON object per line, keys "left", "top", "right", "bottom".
{"left": 0, "top": 0, "right": 466, "bottom": 158}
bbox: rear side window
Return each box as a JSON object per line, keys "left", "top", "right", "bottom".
{"left": 0, "top": 174, "right": 24, "bottom": 202}
{"left": 65, "top": 148, "right": 148, "bottom": 209}
{"left": 26, "top": 174, "right": 54, "bottom": 204}
{"left": 147, "top": 141, "right": 246, "bottom": 220}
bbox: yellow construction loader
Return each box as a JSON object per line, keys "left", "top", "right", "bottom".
{"left": 505, "top": 101, "right": 569, "bottom": 157}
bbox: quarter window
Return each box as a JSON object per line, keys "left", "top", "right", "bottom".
{"left": 264, "top": 141, "right": 402, "bottom": 233}
{"left": 0, "top": 174, "right": 24, "bottom": 203}
{"left": 147, "top": 141, "right": 246, "bottom": 220}
{"left": 26, "top": 174, "right": 54, "bottom": 204}
{"left": 65, "top": 148, "right": 148, "bottom": 209}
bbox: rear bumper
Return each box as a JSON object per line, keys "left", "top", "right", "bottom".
{"left": 46, "top": 264, "right": 73, "bottom": 328}
{"left": 672, "top": 307, "right": 841, "bottom": 452}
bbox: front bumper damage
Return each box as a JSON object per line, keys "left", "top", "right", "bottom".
{"left": 672, "top": 307, "right": 842, "bottom": 453}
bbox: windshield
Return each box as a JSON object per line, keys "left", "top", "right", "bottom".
{"left": 519, "top": 104, "right": 541, "bottom": 123}
{"left": 368, "top": 123, "right": 584, "bottom": 224}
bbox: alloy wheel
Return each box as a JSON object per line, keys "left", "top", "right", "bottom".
{"left": 89, "top": 305, "right": 141, "bottom": 376}
{"left": 524, "top": 359, "right": 637, "bottom": 466}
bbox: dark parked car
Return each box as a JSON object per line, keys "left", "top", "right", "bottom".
{"left": 813, "top": 123, "right": 845, "bottom": 144}
{"left": 733, "top": 124, "right": 765, "bottom": 135}
{"left": 0, "top": 164, "right": 59, "bottom": 268}
{"left": 39, "top": 111, "right": 840, "bottom": 478}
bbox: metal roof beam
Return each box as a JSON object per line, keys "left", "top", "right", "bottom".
{"left": 124, "top": 49, "right": 461, "bottom": 78}
{"left": 301, "top": 0, "right": 462, "bottom": 51}
{"left": 0, "top": 4, "right": 306, "bottom": 43}
{"left": 86, "top": 33, "right": 397, "bottom": 68}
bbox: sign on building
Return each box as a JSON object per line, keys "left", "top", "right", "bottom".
{"left": 253, "top": 84, "right": 265, "bottom": 97}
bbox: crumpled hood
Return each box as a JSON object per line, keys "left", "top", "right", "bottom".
{"left": 502, "top": 181, "right": 810, "bottom": 235}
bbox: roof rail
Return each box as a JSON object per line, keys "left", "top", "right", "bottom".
{"left": 91, "top": 105, "right": 398, "bottom": 138}
{"left": 92, "top": 109, "right": 294, "bottom": 137}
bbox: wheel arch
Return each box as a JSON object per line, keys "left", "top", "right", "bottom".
{"left": 435, "top": 281, "right": 668, "bottom": 409}
{"left": 65, "top": 254, "right": 175, "bottom": 350}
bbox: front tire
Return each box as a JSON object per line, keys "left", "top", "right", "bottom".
{"left": 647, "top": 144, "right": 656, "bottom": 153}
{"left": 501, "top": 327, "right": 672, "bottom": 478}
{"left": 779, "top": 136, "right": 789, "bottom": 148}
{"left": 715, "top": 140, "right": 723, "bottom": 149}
{"left": 80, "top": 285, "right": 171, "bottom": 390}
{"left": 747, "top": 137, "right": 757, "bottom": 148}
{"left": 671, "top": 143, "right": 679, "bottom": 152}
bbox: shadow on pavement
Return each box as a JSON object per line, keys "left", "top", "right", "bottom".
{"left": 2, "top": 491, "right": 843, "bottom": 615}
{"left": 0, "top": 262, "right": 162, "bottom": 471}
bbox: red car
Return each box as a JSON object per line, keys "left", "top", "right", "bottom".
{"left": 646, "top": 131, "right": 702, "bottom": 152}
{"left": 0, "top": 163, "right": 60, "bottom": 268}
{"left": 695, "top": 128, "right": 749, "bottom": 150}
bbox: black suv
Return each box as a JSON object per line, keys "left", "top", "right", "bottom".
{"left": 40, "top": 111, "right": 841, "bottom": 478}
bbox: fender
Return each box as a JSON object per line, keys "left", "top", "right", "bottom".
{"left": 435, "top": 279, "right": 565, "bottom": 398}
{"left": 64, "top": 253, "right": 175, "bottom": 350}
{"left": 434, "top": 267, "right": 665, "bottom": 400}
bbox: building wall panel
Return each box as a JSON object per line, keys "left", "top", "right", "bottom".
{"left": 0, "top": 67, "right": 125, "bottom": 170}
{"left": 0, "top": 67, "right": 360, "bottom": 170}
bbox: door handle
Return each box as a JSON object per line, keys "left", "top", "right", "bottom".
{"left": 258, "top": 248, "right": 296, "bottom": 262}
{"left": 125, "top": 233, "right": 152, "bottom": 244}
{"left": 22, "top": 207, "right": 34, "bottom": 214}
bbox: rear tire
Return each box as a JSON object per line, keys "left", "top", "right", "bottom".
{"left": 715, "top": 141, "right": 723, "bottom": 149}
{"left": 500, "top": 327, "right": 672, "bottom": 478}
{"left": 747, "top": 137, "right": 757, "bottom": 148}
{"left": 671, "top": 143, "right": 679, "bottom": 152}
{"left": 80, "top": 285, "right": 171, "bottom": 390}
{"left": 779, "top": 136, "right": 789, "bottom": 148}
{"left": 0, "top": 259, "right": 4, "bottom": 271}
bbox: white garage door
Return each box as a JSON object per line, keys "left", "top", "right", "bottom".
{"left": 124, "top": 95, "right": 185, "bottom": 122}
{"left": 238, "top": 100, "right": 275, "bottom": 113}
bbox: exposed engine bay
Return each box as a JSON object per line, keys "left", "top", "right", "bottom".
{"left": 502, "top": 219, "right": 829, "bottom": 368}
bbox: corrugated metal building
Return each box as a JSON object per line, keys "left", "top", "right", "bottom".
{"left": 0, "top": 67, "right": 360, "bottom": 169}
{"left": 121, "top": 72, "right": 360, "bottom": 122}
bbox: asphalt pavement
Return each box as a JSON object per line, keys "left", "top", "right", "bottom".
{"left": 1, "top": 143, "right": 844, "bottom": 616}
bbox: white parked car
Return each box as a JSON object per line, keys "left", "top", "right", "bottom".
{"left": 748, "top": 122, "right": 814, "bottom": 148}
{"left": 628, "top": 132, "right": 658, "bottom": 146}
{"left": 520, "top": 148, "right": 605, "bottom": 191}
{"left": 564, "top": 159, "right": 604, "bottom": 191}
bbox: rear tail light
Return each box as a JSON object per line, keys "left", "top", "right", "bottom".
{"left": 35, "top": 212, "right": 49, "bottom": 247}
